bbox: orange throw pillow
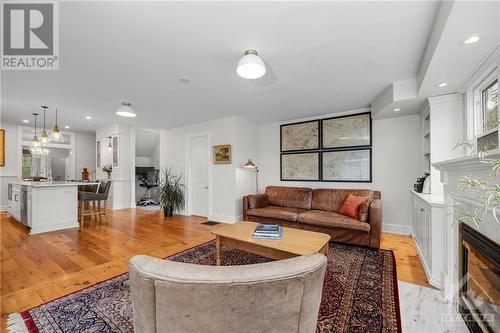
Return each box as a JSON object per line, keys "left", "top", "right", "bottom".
{"left": 339, "top": 193, "right": 370, "bottom": 220}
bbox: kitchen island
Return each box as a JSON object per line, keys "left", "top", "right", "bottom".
{"left": 7, "top": 181, "right": 98, "bottom": 234}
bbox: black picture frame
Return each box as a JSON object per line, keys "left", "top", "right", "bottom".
{"left": 280, "top": 119, "right": 320, "bottom": 152}
{"left": 280, "top": 151, "right": 320, "bottom": 181}
{"left": 320, "top": 148, "right": 372, "bottom": 183}
{"left": 321, "top": 112, "right": 372, "bottom": 149}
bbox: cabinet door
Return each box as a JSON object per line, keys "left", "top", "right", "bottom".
{"left": 423, "top": 208, "right": 431, "bottom": 264}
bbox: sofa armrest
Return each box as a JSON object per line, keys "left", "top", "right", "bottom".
{"left": 242, "top": 196, "right": 249, "bottom": 220}
{"left": 368, "top": 198, "right": 382, "bottom": 249}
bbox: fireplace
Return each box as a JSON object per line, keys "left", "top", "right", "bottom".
{"left": 460, "top": 223, "right": 500, "bottom": 332}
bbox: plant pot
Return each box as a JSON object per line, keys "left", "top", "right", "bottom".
{"left": 163, "top": 206, "right": 174, "bottom": 217}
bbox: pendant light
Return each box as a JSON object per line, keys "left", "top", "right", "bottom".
{"left": 108, "top": 137, "right": 112, "bottom": 151}
{"left": 32, "top": 113, "right": 40, "bottom": 147}
{"left": 116, "top": 102, "right": 136, "bottom": 117}
{"left": 30, "top": 113, "right": 49, "bottom": 157}
{"left": 41, "top": 106, "right": 48, "bottom": 144}
{"left": 49, "top": 108, "right": 64, "bottom": 143}
{"left": 237, "top": 50, "right": 266, "bottom": 79}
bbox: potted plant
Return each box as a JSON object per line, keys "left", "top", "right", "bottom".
{"left": 159, "top": 168, "right": 185, "bottom": 217}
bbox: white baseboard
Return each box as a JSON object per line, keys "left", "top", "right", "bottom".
{"left": 209, "top": 213, "right": 240, "bottom": 224}
{"left": 29, "top": 222, "right": 80, "bottom": 235}
{"left": 382, "top": 223, "right": 411, "bottom": 235}
{"left": 0, "top": 205, "right": 8, "bottom": 212}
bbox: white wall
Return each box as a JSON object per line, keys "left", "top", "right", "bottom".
{"left": 0, "top": 123, "right": 19, "bottom": 210}
{"left": 160, "top": 116, "right": 258, "bottom": 223}
{"left": 75, "top": 132, "right": 96, "bottom": 178}
{"left": 135, "top": 156, "right": 151, "bottom": 167}
{"left": 259, "top": 111, "right": 422, "bottom": 235}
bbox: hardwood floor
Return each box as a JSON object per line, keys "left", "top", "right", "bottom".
{"left": 1, "top": 209, "right": 430, "bottom": 331}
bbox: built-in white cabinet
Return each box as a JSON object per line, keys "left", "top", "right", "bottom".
{"left": 410, "top": 190, "right": 444, "bottom": 289}
{"left": 7, "top": 184, "right": 21, "bottom": 221}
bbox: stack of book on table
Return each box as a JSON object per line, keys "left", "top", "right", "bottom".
{"left": 252, "top": 224, "right": 283, "bottom": 240}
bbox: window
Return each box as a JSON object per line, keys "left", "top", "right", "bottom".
{"left": 481, "top": 79, "right": 498, "bottom": 132}
{"left": 473, "top": 71, "right": 498, "bottom": 137}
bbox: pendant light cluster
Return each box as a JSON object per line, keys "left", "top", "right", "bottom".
{"left": 30, "top": 112, "right": 49, "bottom": 157}
{"left": 29, "top": 106, "right": 65, "bottom": 157}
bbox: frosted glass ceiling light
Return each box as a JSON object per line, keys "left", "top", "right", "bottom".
{"left": 237, "top": 50, "right": 266, "bottom": 79}
{"left": 116, "top": 102, "right": 136, "bottom": 117}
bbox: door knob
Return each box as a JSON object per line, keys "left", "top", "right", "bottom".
{"left": 205, "top": 186, "right": 208, "bottom": 189}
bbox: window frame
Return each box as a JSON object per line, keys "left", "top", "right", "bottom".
{"left": 472, "top": 70, "right": 497, "bottom": 137}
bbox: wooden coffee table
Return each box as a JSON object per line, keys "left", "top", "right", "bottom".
{"left": 211, "top": 221, "right": 330, "bottom": 265}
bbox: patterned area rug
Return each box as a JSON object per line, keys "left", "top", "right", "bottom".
{"left": 8, "top": 242, "right": 401, "bottom": 333}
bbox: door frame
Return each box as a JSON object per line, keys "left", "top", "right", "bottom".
{"left": 185, "top": 131, "right": 212, "bottom": 219}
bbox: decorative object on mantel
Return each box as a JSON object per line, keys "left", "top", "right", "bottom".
{"left": 452, "top": 138, "right": 500, "bottom": 225}
{"left": 279, "top": 111, "right": 372, "bottom": 183}
{"left": 49, "top": 108, "right": 64, "bottom": 143}
{"left": 0, "top": 128, "right": 4, "bottom": 167}
{"left": 158, "top": 168, "right": 185, "bottom": 217}
{"left": 243, "top": 159, "right": 259, "bottom": 193}
{"left": 6, "top": 241, "right": 401, "bottom": 333}
{"left": 213, "top": 144, "right": 231, "bottom": 164}
{"left": 102, "top": 165, "right": 112, "bottom": 179}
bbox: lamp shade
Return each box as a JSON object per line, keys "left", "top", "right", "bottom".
{"left": 237, "top": 50, "right": 266, "bottom": 79}
{"left": 116, "top": 102, "right": 136, "bottom": 117}
{"left": 243, "top": 159, "right": 257, "bottom": 169}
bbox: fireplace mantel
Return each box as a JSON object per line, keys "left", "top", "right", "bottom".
{"left": 431, "top": 151, "right": 500, "bottom": 307}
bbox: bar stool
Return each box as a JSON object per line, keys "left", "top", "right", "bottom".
{"left": 78, "top": 181, "right": 111, "bottom": 227}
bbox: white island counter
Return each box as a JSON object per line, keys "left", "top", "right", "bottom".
{"left": 7, "top": 181, "right": 98, "bottom": 234}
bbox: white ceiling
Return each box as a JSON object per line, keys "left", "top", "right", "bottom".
{"left": 1, "top": 1, "right": 440, "bottom": 131}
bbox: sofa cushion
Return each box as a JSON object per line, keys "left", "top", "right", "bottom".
{"left": 311, "top": 189, "right": 375, "bottom": 213}
{"left": 297, "top": 210, "right": 371, "bottom": 232}
{"left": 247, "top": 206, "right": 307, "bottom": 222}
{"left": 247, "top": 194, "right": 269, "bottom": 209}
{"left": 265, "top": 186, "right": 312, "bottom": 210}
{"left": 358, "top": 196, "right": 374, "bottom": 222}
{"left": 339, "top": 193, "right": 370, "bottom": 220}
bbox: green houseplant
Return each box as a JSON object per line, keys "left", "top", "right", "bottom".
{"left": 159, "top": 168, "right": 185, "bottom": 217}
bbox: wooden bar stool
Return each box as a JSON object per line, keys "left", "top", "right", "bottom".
{"left": 78, "top": 181, "right": 110, "bottom": 227}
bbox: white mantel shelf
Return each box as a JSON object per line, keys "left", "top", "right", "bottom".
{"left": 433, "top": 149, "right": 500, "bottom": 171}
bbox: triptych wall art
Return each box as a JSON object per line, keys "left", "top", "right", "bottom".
{"left": 280, "top": 112, "right": 372, "bottom": 182}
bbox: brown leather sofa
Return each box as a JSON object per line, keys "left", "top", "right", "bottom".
{"left": 242, "top": 186, "right": 382, "bottom": 249}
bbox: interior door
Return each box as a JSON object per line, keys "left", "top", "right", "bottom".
{"left": 190, "top": 135, "right": 209, "bottom": 217}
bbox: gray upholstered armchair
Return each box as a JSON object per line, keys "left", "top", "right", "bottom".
{"left": 129, "top": 253, "right": 327, "bottom": 333}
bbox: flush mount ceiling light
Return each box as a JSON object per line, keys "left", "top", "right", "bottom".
{"left": 22, "top": 119, "right": 29, "bottom": 123}
{"left": 64, "top": 125, "right": 70, "bottom": 129}
{"left": 116, "top": 102, "right": 136, "bottom": 117}
{"left": 237, "top": 50, "right": 266, "bottom": 79}
{"left": 49, "top": 108, "right": 64, "bottom": 143}
{"left": 436, "top": 82, "right": 448, "bottom": 88}
{"left": 393, "top": 108, "right": 401, "bottom": 112}
{"left": 462, "top": 34, "right": 481, "bottom": 45}
{"left": 85, "top": 116, "right": 92, "bottom": 120}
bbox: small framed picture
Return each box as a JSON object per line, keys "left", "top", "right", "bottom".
{"left": 281, "top": 120, "right": 319, "bottom": 152}
{"left": 281, "top": 152, "right": 320, "bottom": 181}
{"left": 322, "top": 112, "right": 371, "bottom": 149}
{"left": 321, "top": 148, "right": 371, "bottom": 182}
{"left": 213, "top": 144, "right": 231, "bottom": 164}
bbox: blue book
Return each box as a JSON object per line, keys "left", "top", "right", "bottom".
{"left": 253, "top": 226, "right": 283, "bottom": 240}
